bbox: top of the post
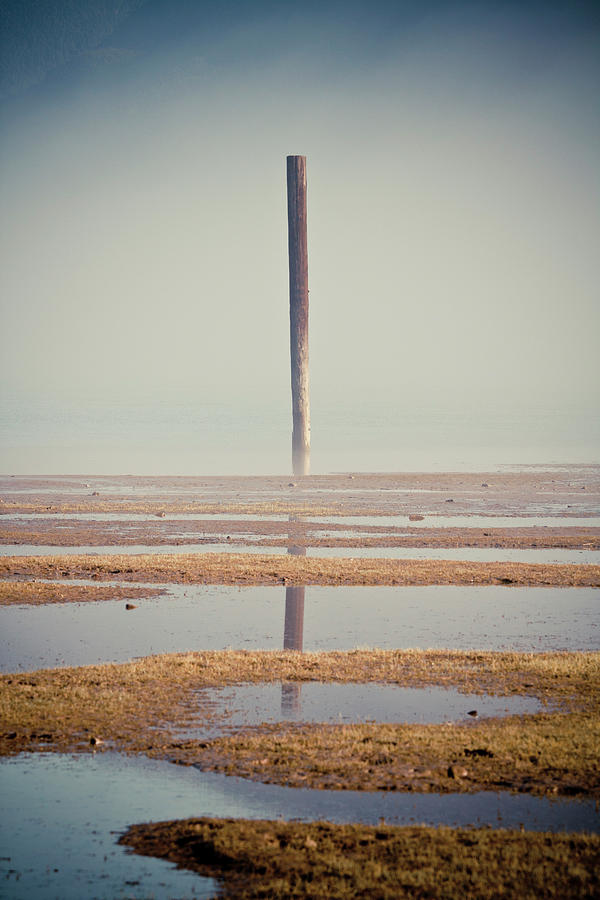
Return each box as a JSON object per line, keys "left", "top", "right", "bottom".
{"left": 287, "top": 155, "right": 306, "bottom": 171}
{"left": 287, "top": 155, "right": 306, "bottom": 187}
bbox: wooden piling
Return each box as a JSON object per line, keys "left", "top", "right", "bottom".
{"left": 287, "top": 155, "right": 310, "bottom": 476}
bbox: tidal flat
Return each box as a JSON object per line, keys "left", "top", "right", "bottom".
{"left": 1, "top": 649, "right": 598, "bottom": 797}
{"left": 0, "top": 468, "right": 598, "bottom": 897}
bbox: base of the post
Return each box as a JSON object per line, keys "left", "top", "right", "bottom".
{"left": 292, "top": 445, "right": 310, "bottom": 477}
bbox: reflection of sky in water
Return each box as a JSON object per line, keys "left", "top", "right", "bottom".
{"left": 1, "top": 752, "right": 597, "bottom": 900}
{"left": 5, "top": 512, "right": 286, "bottom": 521}
{"left": 1, "top": 543, "right": 598, "bottom": 565}
{"left": 308, "top": 515, "right": 600, "bottom": 528}
{"left": 5, "top": 512, "right": 600, "bottom": 527}
{"left": 1, "top": 584, "right": 597, "bottom": 672}
{"left": 181, "top": 683, "right": 544, "bottom": 738}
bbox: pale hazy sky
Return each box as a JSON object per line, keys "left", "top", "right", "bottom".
{"left": 1, "top": 0, "right": 599, "bottom": 420}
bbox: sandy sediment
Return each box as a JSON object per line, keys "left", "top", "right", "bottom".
{"left": 1, "top": 467, "right": 598, "bottom": 518}
{"left": 1, "top": 521, "right": 599, "bottom": 549}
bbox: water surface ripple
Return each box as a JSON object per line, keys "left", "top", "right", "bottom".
{"left": 1, "top": 753, "right": 597, "bottom": 900}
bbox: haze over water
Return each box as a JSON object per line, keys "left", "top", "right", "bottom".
{"left": 1, "top": 1, "right": 598, "bottom": 474}
{"left": 1, "top": 393, "right": 598, "bottom": 474}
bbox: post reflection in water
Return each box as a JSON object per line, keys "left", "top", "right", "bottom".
{"left": 282, "top": 517, "right": 307, "bottom": 716}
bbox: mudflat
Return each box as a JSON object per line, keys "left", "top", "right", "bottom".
{"left": 1, "top": 468, "right": 598, "bottom": 517}
{"left": 1, "top": 467, "right": 598, "bottom": 897}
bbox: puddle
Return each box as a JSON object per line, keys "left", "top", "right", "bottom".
{"left": 309, "top": 515, "right": 600, "bottom": 529}
{"left": 0, "top": 754, "right": 597, "bottom": 900}
{"left": 1, "top": 584, "right": 597, "bottom": 671}
{"left": 0, "top": 753, "right": 217, "bottom": 900}
{"left": 0, "top": 542, "right": 283, "bottom": 557}
{"left": 4, "top": 512, "right": 600, "bottom": 529}
{"left": 300, "top": 488, "right": 465, "bottom": 494}
{"left": 4, "top": 512, "right": 286, "bottom": 522}
{"left": 1, "top": 544, "right": 598, "bottom": 565}
{"left": 183, "top": 683, "right": 544, "bottom": 738}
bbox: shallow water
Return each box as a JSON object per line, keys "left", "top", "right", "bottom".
{"left": 1, "top": 753, "right": 598, "bottom": 900}
{"left": 0, "top": 541, "right": 281, "bottom": 556}
{"left": 1, "top": 542, "right": 598, "bottom": 564}
{"left": 184, "top": 682, "right": 544, "bottom": 737}
{"left": 309, "top": 514, "right": 600, "bottom": 529}
{"left": 5, "top": 511, "right": 600, "bottom": 528}
{"left": 4, "top": 511, "right": 285, "bottom": 521}
{"left": 0, "top": 753, "right": 218, "bottom": 900}
{"left": 1, "top": 584, "right": 597, "bottom": 671}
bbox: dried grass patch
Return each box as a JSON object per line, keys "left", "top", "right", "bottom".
{"left": 120, "top": 817, "right": 600, "bottom": 899}
{"left": 1, "top": 554, "right": 598, "bottom": 586}
{"left": 1, "top": 649, "right": 598, "bottom": 797}
{"left": 194, "top": 713, "right": 600, "bottom": 796}
{"left": 0, "top": 581, "right": 164, "bottom": 606}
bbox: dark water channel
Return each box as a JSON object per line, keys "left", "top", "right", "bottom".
{"left": 1, "top": 753, "right": 598, "bottom": 900}
{"left": 1, "top": 584, "right": 597, "bottom": 672}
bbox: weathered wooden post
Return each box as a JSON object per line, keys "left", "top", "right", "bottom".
{"left": 287, "top": 155, "right": 310, "bottom": 476}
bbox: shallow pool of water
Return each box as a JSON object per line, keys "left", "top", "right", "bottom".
{"left": 0, "top": 541, "right": 282, "bottom": 556}
{"left": 309, "top": 514, "right": 600, "bottom": 529}
{"left": 4, "top": 512, "right": 600, "bottom": 528}
{"left": 1, "top": 584, "right": 597, "bottom": 671}
{"left": 185, "top": 682, "right": 544, "bottom": 736}
{"left": 309, "top": 546, "right": 600, "bottom": 563}
{"left": 1, "top": 543, "right": 598, "bottom": 565}
{"left": 4, "top": 512, "right": 286, "bottom": 522}
{"left": 1, "top": 753, "right": 597, "bottom": 900}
